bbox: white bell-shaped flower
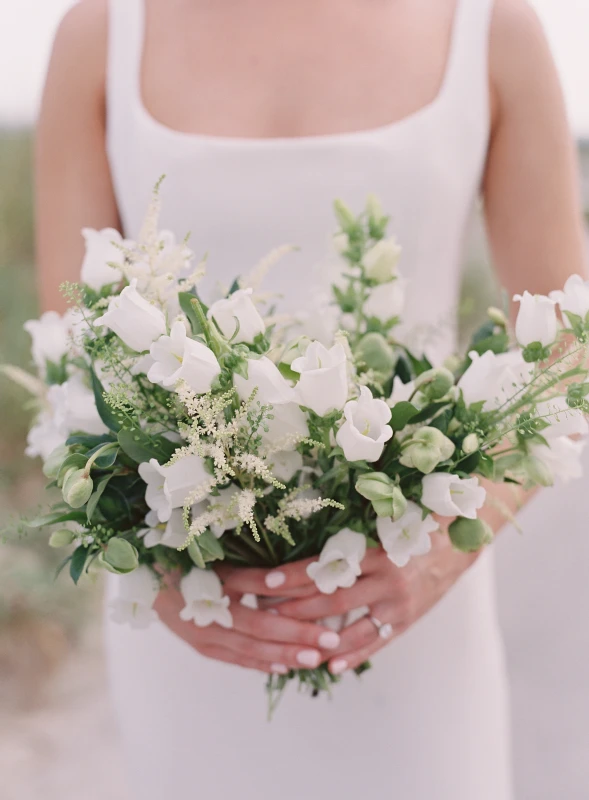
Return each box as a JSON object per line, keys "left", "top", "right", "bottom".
{"left": 306, "top": 529, "right": 367, "bottom": 595}
{"left": 109, "top": 566, "right": 159, "bottom": 629}
{"left": 513, "top": 291, "right": 558, "bottom": 347}
{"left": 292, "top": 341, "right": 349, "bottom": 417}
{"left": 95, "top": 279, "right": 167, "bottom": 352}
{"left": 179, "top": 568, "right": 233, "bottom": 628}
{"left": 421, "top": 473, "right": 486, "bottom": 519}
{"left": 80, "top": 227, "right": 129, "bottom": 290}
{"left": 336, "top": 386, "right": 393, "bottom": 463}
{"left": 208, "top": 288, "right": 266, "bottom": 344}
{"left": 148, "top": 321, "right": 221, "bottom": 393}
{"left": 376, "top": 502, "right": 439, "bottom": 567}
{"left": 138, "top": 455, "right": 209, "bottom": 523}
{"left": 549, "top": 274, "right": 589, "bottom": 319}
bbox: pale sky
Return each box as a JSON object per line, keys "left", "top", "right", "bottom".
{"left": 0, "top": 0, "right": 588, "bottom": 136}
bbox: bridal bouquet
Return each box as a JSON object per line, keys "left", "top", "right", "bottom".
{"left": 6, "top": 185, "right": 589, "bottom": 707}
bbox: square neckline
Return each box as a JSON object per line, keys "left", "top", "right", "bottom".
{"left": 131, "top": 0, "right": 466, "bottom": 148}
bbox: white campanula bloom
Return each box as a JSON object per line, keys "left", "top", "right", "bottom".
{"left": 295, "top": 291, "right": 340, "bottom": 348}
{"left": 363, "top": 277, "right": 406, "bottom": 323}
{"left": 138, "top": 508, "right": 191, "bottom": 549}
{"left": 208, "top": 288, "right": 266, "bottom": 344}
{"left": 26, "top": 410, "right": 68, "bottom": 460}
{"left": 109, "top": 566, "right": 159, "bottom": 629}
{"left": 291, "top": 341, "right": 349, "bottom": 417}
{"left": 336, "top": 386, "right": 393, "bottom": 463}
{"left": 513, "top": 291, "right": 558, "bottom": 347}
{"left": 376, "top": 502, "right": 439, "bottom": 567}
{"left": 306, "top": 529, "right": 367, "bottom": 595}
{"left": 81, "top": 227, "right": 129, "bottom": 290}
{"left": 179, "top": 568, "right": 233, "bottom": 628}
{"left": 23, "top": 310, "right": 76, "bottom": 375}
{"left": 234, "top": 356, "right": 296, "bottom": 405}
{"left": 421, "top": 473, "right": 486, "bottom": 519}
{"left": 95, "top": 279, "right": 167, "bottom": 353}
{"left": 262, "top": 402, "right": 309, "bottom": 449}
{"left": 138, "top": 455, "right": 210, "bottom": 523}
{"left": 549, "top": 274, "right": 589, "bottom": 319}
{"left": 48, "top": 374, "right": 108, "bottom": 437}
{"left": 148, "top": 321, "right": 221, "bottom": 393}
{"left": 458, "top": 350, "right": 533, "bottom": 409}
{"left": 528, "top": 436, "right": 586, "bottom": 485}
{"left": 209, "top": 485, "right": 241, "bottom": 537}
{"left": 268, "top": 450, "right": 304, "bottom": 483}
{"left": 387, "top": 376, "right": 418, "bottom": 407}
{"left": 535, "top": 396, "right": 589, "bottom": 439}
{"left": 362, "top": 237, "right": 402, "bottom": 284}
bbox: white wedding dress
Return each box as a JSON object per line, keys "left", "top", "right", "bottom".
{"left": 104, "top": 0, "right": 513, "bottom": 797}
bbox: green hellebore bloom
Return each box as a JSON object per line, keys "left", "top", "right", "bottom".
{"left": 399, "top": 427, "right": 456, "bottom": 474}
{"left": 462, "top": 433, "right": 480, "bottom": 455}
{"left": 99, "top": 538, "right": 139, "bottom": 575}
{"left": 448, "top": 517, "right": 493, "bottom": 553}
{"left": 354, "top": 332, "right": 396, "bottom": 374}
{"left": 62, "top": 469, "right": 94, "bottom": 508}
{"left": 355, "top": 472, "right": 407, "bottom": 519}
{"left": 414, "top": 367, "right": 455, "bottom": 401}
{"left": 49, "top": 528, "right": 77, "bottom": 548}
{"left": 42, "top": 444, "right": 71, "bottom": 480}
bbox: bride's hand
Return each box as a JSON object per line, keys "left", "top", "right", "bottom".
{"left": 218, "top": 525, "right": 479, "bottom": 675}
{"left": 153, "top": 570, "right": 342, "bottom": 675}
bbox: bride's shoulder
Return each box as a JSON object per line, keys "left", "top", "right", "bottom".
{"left": 50, "top": 0, "right": 108, "bottom": 86}
{"left": 489, "top": 0, "right": 561, "bottom": 113}
{"left": 44, "top": 0, "right": 108, "bottom": 109}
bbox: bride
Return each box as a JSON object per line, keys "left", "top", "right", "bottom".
{"left": 36, "top": 0, "right": 586, "bottom": 798}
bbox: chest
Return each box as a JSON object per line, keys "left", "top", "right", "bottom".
{"left": 141, "top": 0, "right": 458, "bottom": 138}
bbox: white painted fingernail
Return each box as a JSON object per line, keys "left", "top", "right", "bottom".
{"left": 267, "top": 608, "right": 280, "bottom": 616}
{"left": 265, "top": 571, "right": 286, "bottom": 589}
{"left": 271, "top": 663, "right": 288, "bottom": 675}
{"left": 297, "top": 649, "right": 321, "bottom": 668}
{"left": 330, "top": 658, "right": 348, "bottom": 675}
{"left": 318, "top": 631, "right": 340, "bottom": 650}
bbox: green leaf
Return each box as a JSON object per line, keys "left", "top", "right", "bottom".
{"left": 187, "top": 539, "right": 206, "bottom": 569}
{"left": 468, "top": 333, "right": 510, "bottom": 358}
{"left": 27, "top": 510, "right": 87, "bottom": 528}
{"left": 117, "top": 427, "right": 177, "bottom": 464}
{"left": 44, "top": 358, "right": 68, "bottom": 386}
{"left": 409, "top": 401, "right": 451, "bottom": 425}
{"left": 179, "top": 291, "right": 205, "bottom": 335}
{"left": 277, "top": 362, "right": 300, "bottom": 382}
{"left": 456, "top": 451, "right": 481, "bottom": 474}
{"left": 91, "top": 369, "right": 123, "bottom": 432}
{"left": 87, "top": 475, "right": 112, "bottom": 522}
{"left": 198, "top": 530, "right": 225, "bottom": 561}
{"left": 228, "top": 278, "right": 241, "bottom": 295}
{"left": 55, "top": 555, "right": 73, "bottom": 580}
{"left": 70, "top": 546, "right": 88, "bottom": 585}
{"left": 66, "top": 433, "right": 115, "bottom": 448}
{"left": 389, "top": 401, "right": 419, "bottom": 430}
{"left": 57, "top": 453, "right": 88, "bottom": 484}
{"left": 93, "top": 447, "right": 119, "bottom": 469}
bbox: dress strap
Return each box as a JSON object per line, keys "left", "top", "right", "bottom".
{"left": 106, "top": 0, "right": 145, "bottom": 122}
{"left": 441, "top": 0, "right": 495, "bottom": 129}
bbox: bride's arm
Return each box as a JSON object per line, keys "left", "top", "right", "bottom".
{"left": 221, "top": 0, "right": 589, "bottom": 673}
{"left": 35, "top": 1, "right": 335, "bottom": 673}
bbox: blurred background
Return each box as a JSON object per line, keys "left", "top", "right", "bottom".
{"left": 0, "top": 2, "right": 587, "bottom": 799}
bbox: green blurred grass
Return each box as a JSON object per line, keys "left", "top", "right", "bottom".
{"left": 0, "top": 130, "right": 37, "bottom": 487}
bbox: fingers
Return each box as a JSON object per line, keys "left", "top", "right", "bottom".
{"left": 196, "top": 644, "right": 284, "bottom": 675}
{"left": 231, "top": 602, "right": 342, "bottom": 651}
{"left": 205, "top": 626, "right": 325, "bottom": 670}
{"left": 216, "top": 558, "right": 319, "bottom": 598}
{"left": 327, "top": 601, "right": 407, "bottom": 675}
{"left": 275, "top": 573, "right": 397, "bottom": 620}
{"left": 154, "top": 586, "right": 334, "bottom": 672}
